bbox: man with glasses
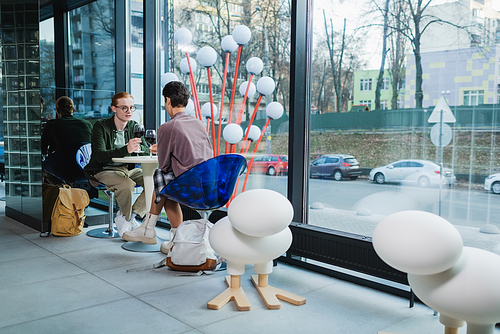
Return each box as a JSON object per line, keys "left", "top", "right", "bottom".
{"left": 84, "top": 92, "right": 155, "bottom": 236}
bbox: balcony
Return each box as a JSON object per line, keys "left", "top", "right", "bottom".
{"left": 73, "top": 59, "right": 84, "bottom": 67}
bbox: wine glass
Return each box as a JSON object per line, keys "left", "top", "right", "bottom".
{"left": 133, "top": 124, "right": 145, "bottom": 153}
{"left": 145, "top": 129, "right": 156, "bottom": 158}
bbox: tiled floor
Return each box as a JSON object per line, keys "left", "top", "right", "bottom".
{"left": 1, "top": 200, "right": 499, "bottom": 334}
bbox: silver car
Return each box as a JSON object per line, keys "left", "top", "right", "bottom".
{"left": 369, "top": 159, "right": 456, "bottom": 187}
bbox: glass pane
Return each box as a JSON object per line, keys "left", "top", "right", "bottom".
{"left": 67, "top": 1, "right": 115, "bottom": 120}
{"left": 158, "top": 0, "right": 291, "bottom": 197}
{"left": 309, "top": 0, "right": 500, "bottom": 255}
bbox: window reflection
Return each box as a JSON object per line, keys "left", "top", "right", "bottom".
{"left": 309, "top": 0, "right": 500, "bottom": 254}
{"left": 67, "top": 1, "right": 115, "bottom": 120}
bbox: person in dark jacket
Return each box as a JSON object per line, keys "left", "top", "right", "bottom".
{"left": 84, "top": 92, "right": 154, "bottom": 236}
{"left": 41, "top": 96, "right": 92, "bottom": 155}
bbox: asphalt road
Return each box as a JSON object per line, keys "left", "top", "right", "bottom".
{"left": 241, "top": 173, "right": 500, "bottom": 229}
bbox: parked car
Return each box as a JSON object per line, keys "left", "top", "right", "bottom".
{"left": 369, "top": 159, "right": 456, "bottom": 187}
{"left": 248, "top": 154, "right": 288, "bottom": 176}
{"left": 484, "top": 173, "right": 500, "bottom": 194}
{"left": 309, "top": 154, "right": 361, "bottom": 180}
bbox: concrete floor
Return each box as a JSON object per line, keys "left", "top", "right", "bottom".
{"left": 2, "top": 198, "right": 500, "bottom": 334}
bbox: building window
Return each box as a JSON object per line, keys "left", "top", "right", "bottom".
{"left": 360, "top": 79, "right": 372, "bottom": 91}
{"left": 382, "top": 78, "right": 389, "bottom": 90}
{"left": 380, "top": 100, "right": 389, "bottom": 110}
{"left": 359, "top": 100, "right": 372, "bottom": 109}
{"left": 463, "top": 90, "right": 484, "bottom": 106}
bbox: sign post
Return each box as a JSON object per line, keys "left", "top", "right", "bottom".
{"left": 428, "top": 96, "right": 456, "bottom": 216}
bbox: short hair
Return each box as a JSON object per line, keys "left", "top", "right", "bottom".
{"left": 111, "top": 92, "right": 133, "bottom": 106}
{"left": 56, "top": 96, "right": 74, "bottom": 116}
{"left": 162, "top": 81, "right": 189, "bottom": 108}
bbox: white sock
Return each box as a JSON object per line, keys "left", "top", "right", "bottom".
{"left": 129, "top": 213, "right": 137, "bottom": 221}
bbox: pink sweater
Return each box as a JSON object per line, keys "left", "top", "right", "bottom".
{"left": 157, "top": 112, "right": 213, "bottom": 177}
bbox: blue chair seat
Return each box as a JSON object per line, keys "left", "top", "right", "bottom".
{"left": 160, "top": 154, "right": 247, "bottom": 213}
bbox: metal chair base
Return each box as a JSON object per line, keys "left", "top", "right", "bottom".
{"left": 87, "top": 227, "right": 120, "bottom": 238}
{"left": 121, "top": 236, "right": 167, "bottom": 252}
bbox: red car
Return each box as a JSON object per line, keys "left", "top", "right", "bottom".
{"left": 249, "top": 154, "right": 288, "bottom": 176}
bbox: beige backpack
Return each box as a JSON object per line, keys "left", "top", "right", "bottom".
{"left": 51, "top": 185, "right": 89, "bottom": 236}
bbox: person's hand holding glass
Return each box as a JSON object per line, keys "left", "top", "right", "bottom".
{"left": 145, "top": 129, "right": 156, "bottom": 158}
{"left": 133, "top": 124, "right": 145, "bottom": 154}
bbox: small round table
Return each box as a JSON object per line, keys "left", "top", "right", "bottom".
{"left": 112, "top": 156, "right": 167, "bottom": 252}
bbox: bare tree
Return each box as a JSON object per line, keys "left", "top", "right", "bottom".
{"left": 375, "top": 0, "right": 390, "bottom": 110}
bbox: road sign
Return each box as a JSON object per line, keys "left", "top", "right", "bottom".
{"left": 430, "top": 123, "right": 453, "bottom": 147}
{"left": 428, "top": 96, "right": 456, "bottom": 123}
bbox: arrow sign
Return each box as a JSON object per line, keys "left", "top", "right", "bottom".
{"left": 428, "top": 96, "right": 456, "bottom": 123}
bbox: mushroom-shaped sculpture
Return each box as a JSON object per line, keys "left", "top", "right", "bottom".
{"left": 208, "top": 189, "right": 306, "bottom": 311}
{"left": 373, "top": 210, "right": 500, "bottom": 334}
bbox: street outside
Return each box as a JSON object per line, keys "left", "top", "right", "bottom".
{"left": 240, "top": 173, "right": 500, "bottom": 254}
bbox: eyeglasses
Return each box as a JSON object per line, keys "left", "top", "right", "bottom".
{"left": 114, "top": 105, "right": 137, "bottom": 112}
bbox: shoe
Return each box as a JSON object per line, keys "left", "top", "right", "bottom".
{"left": 129, "top": 217, "right": 140, "bottom": 230}
{"left": 114, "top": 211, "right": 131, "bottom": 237}
{"left": 122, "top": 213, "right": 159, "bottom": 245}
{"left": 160, "top": 227, "right": 177, "bottom": 255}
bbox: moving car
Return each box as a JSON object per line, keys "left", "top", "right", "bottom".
{"left": 248, "top": 154, "right": 288, "bottom": 176}
{"left": 310, "top": 154, "right": 361, "bottom": 180}
{"left": 484, "top": 173, "right": 500, "bottom": 194}
{"left": 369, "top": 159, "right": 456, "bottom": 187}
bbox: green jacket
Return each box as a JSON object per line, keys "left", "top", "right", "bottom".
{"left": 84, "top": 115, "right": 149, "bottom": 176}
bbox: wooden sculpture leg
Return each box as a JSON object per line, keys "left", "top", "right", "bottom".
{"left": 444, "top": 327, "right": 459, "bottom": 334}
{"left": 207, "top": 275, "right": 251, "bottom": 311}
{"left": 251, "top": 274, "right": 306, "bottom": 310}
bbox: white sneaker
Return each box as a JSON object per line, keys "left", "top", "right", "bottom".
{"left": 114, "top": 211, "right": 131, "bottom": 237}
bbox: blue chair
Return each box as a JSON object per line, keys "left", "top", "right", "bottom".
{"left": 73, "top": 144, "right": 119, "bottom": 238}
{"left": 159, "top": 154, "right": 247, "bottom": 221}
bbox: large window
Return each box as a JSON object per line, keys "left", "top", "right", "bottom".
{"left": 159, "top": 0, "right": 291, "bottom": 198}
{"left": 68, "top": 1, "right": 115, "bottom": 120}
{"left": 307, "top": 0, "right": 500, "bottom": 257}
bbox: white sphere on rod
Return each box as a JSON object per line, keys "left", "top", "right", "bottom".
{"left": 246, "top": 57, "right": 263, "bottom": 75}
{"left": 185, "top": 98, "right": 195, "bottom": 116}
{"left": 201, "top": 102, "right": 218, "bottom": 119}
{"left": 257, "top": 76, "right": 275, "bottom": 96}
{"left": 197, "top": 46, "right": 218, "bottom": 67}
{"left": 232, "top": 25, "right": 251, "bottom": 45}
{"left": 245, "top": 125, "right": 261, "bottom": 141}
{"left": 266, "top": 102, "right": 284, "bottom": 120}
{"left": 174, "top": 28, "right": 192, "bottom": 47}
{"left": 239, "top": 81, "right": 256, "bottom": 98}
{"left": 180, "top": 57, "right": 197, "bottom": 74}
{"left": 223, "top": 123, "right": 243, "bottom": 144}
{"left": 160, "top": 72, "right": 180, "bottom": 89}
{"left": 221, "top": 35, "right": 238, "bottom": 53}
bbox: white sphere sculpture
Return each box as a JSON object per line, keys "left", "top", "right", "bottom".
{"left": 160, "top": 72, "right": 180, "bottom": 89}
{"left": 239, "top": 81, "right": 256, "bottom": 98}
{"left": 232, "top": 25, "right": 251, "bottom": 45}
{"left": 373, "top": 210, "right": 463, "bottom": 275}
{"left": 210, "top": 216, "right": 292, "bottom": 275}
{"left": 185, "top": 98, "right": 195, "bottom": 116}
{"left": 257, "top": 76, "right": 275, "bottom": 96}
{"left": 197, "top": 46, "right": 218, "bottom": 67}
{"left": 228, "top": 189, "right": 294, "bottom": 237}
{"left": 221, "top": 35, "right": 238, "bottom": 53}
{"left": 180, "top": 57, "right": 197, "bottom": 74}
{"left": 174, "top": 28, "right": 192, "bottom": 47}
{"left": 246, "top": 57, "right": 264, "bottom": 75}
{"left": 223, "top": 123, "right": 243, "bottom": 144}
{"left": 266, "top": 102, "right": 284, "bottom": 120}
{"left": 245, "top": 125, "right": 261, "bottom": 141}
{"left": 201, "top": 102, "right": 218, "bottom": 119}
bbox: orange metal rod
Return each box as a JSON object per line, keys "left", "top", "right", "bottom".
{"left": 225, "top": 45, "right": 242, "bottom": 154}
{"left": 207, "top": 67, "right": 216, "bottom": 156}
{"left": 241, "top": 118, "right": 271, "bottom": 193}
{"left": 217, "top": 52, "right": 230, "bottom": 156}
{"left": 239, "top": 94, "right": 263, "bottom": 154}
{"left": 186, "top": 52, "right": 202, "bottom": 121}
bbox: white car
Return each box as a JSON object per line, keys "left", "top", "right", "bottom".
{"left": 369, "top": 159, "right": 456, "bottom": 187}
{"left": 484, "top": 173, "right": 500, "bottom": 194}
